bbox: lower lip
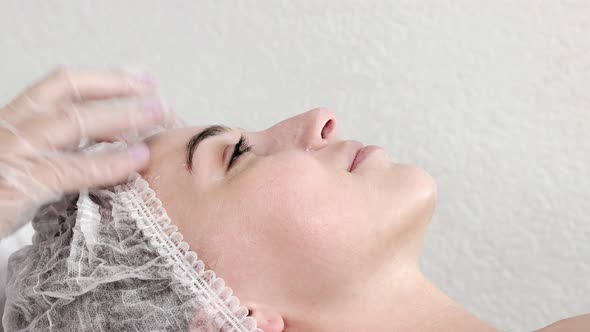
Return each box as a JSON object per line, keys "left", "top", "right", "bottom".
{"left": 350, "top": 145, "right": 383, "bottom": 171}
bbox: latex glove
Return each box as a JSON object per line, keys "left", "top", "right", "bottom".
{"left": 0, "top": 66, "right": 168, "bottom": 239}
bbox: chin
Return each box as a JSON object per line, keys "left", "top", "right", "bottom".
{"left": 380, "top": 164, "right": 438, "bottom": 234}
{"left": 393, "top": 162, "right": 437, "bottom": 198}
{"left": 412, "top": 165, "right": 438, "bottom": 204}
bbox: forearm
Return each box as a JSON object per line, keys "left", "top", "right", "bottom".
{"left": 536, "top": 313, "right": 590, "bottom": 332}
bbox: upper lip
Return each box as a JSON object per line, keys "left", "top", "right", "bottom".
{"left": 347, "top": 141, "right": 365, "bottom": 172}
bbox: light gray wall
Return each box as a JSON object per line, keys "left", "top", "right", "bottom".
{"left": 1, "top": 2, "right": 589, "bottom": 331}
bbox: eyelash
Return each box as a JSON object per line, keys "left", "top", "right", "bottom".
{"left": 228, "top": 135, "right": 252, "bottom": 169}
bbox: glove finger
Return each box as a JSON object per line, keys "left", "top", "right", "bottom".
{"left": 94, "top": 106, "right": 185, "bottom": 143}
{"left": 4, "top": 66, "right": 158, "bottom": 124}
{"left": 34, "top": 144, "right": 150, "bottom": 195}
{"left": 14, "top": 97, "right": 168, "bottom": 152}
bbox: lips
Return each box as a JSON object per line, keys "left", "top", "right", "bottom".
{"left": 347, "top": 141, "right": 364, "bottom": 172}
{"left": 349, "top": 145, "right": 383, "bottom": 172}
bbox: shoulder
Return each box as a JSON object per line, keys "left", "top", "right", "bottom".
{"left": 536, "top": 314, "right": 590, "bottom": 332}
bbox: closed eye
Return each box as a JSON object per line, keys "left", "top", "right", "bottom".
{"left": 228, "top": 135, "right": 253, "bottom": 170}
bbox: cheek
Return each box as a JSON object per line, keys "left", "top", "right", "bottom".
{"left": 231, "top": 154, "right": 373, "bottom": 275}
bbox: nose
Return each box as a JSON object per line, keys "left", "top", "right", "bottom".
{"left": 266, "top": 107, "right": 339, "bottom": 151}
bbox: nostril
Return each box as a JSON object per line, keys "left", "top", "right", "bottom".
{"left": 321, "top": 119, "right": 335, "bottom": 139}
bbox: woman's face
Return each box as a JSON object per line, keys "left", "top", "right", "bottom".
{"left": 140, "top": 108, "right": 437, "bottom": 313}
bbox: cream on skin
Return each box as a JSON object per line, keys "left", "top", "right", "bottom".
{"left": 139, "top": 108, "right": 500, "bottom": 332}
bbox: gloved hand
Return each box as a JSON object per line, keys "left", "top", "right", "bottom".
{"left": 0, "top": 66, "right": 168, "bottom": 239}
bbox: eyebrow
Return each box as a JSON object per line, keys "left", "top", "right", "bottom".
{"left": 185, "top": 125, "right": 231, "bottom": 173}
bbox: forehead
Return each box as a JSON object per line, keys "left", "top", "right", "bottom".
{"left": 144, "top": 125, "right": 208, "bottom": 145}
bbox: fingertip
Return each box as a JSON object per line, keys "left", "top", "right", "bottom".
{"left": 124, "top": 70, "right": 159, "bottom": 95}
{"left": 128, "top": 143, "right": 150, "bottom": 168}
{"left": 135, "top": 73, "right": 158, "bottom": 87}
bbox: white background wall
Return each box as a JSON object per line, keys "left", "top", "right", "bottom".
{"left": 1, "top": 1, "right": 589, "bottom": 331}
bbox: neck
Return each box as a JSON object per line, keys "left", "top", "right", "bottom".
{"left": 288, "top": 265, "right": 500, "bottom": 332}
